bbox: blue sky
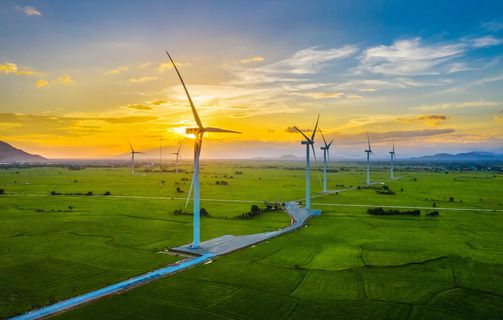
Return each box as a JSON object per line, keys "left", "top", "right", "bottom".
{"left": 1, "top": 0, "right": 503, "bottom": 158}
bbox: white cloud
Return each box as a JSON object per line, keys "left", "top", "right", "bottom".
{"left": 358, "top": 38, "right": 465, "bottom": 75}
{"left": 129, "top": 76, "right": 157, "bottom": 83}
{"left": 481, "top": 21, "right": 503, "bottom": 32}
{"left": 57, "top": 74, "right": 75, "bottom": 85}
{"left": 16, "top": 6, "right": 42, "bottom": 16}
{"left": 410, "top": 100, "right": 500, "bottom": 112}
{"left": 240, "top": 56, "right": 265, "bottom": 64}
{"left": 104, "top": 66, "right": 128, "bottom": 75}
{"left": 262, "top": 45, "right": 358, "bottom": 75}
{"left": 471, "top": 36, "right": 503, "bottom": 48}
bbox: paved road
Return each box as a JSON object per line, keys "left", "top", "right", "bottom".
{"left": 10, "top": 202, "right": 316, "bottom": 320}
{"left": 172, "top": 202, "right": 318, "bottom": 256}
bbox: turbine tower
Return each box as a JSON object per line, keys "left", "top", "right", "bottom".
{"left": 365, "top": 133, "right": 374, "bottom": 184}
{"left": 320, "top": 129, "right": 333, "bottom": 193}
{"left": 294, "top": 114, "right": 319, "bottom": 210}
{"left": 389, "top": 139, "right": 396, "bottom": 179}
{"left": 171, "top": 143, "right": 182, "bottom": 173}
{"left": 128, "top": 141, "right": 143, "bottom": 175}
{"left": 166, "top": 51, "right": 240, "bottom": 249}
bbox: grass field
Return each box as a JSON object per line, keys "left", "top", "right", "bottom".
{"left": 1, "top": 162, "right": 502, "bottom": 319}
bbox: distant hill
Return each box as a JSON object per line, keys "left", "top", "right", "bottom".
{"left": 0, "top": 141, "right": 47, "bottom": 162}
{"left": 410, "top": 151, "right": 503, "bottom": 162}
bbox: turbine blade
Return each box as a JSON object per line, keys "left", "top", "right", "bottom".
{"left": 128, "top": 140, "right": 134, "bottom": 152}
{"left": 293, "top": 126, "right": 311, "bottom": 141}
{"left": 185, "top": 175, "right": 194, "bottom": 208}
{"left": 367, "top": 132, "right": 371, "bottom": 150}
{"left": 204, "top": 127, "right": 241, "bottom": 134}
{"left": 177, "top": 143, "right": 182, "bottom": 153}
{"left": 165, "top": 51, "right": 203, "bottom": 129}
{"left": 328, "top": 139, "right": 334, "bottom": 148}
{"left": 311, "top": 113, "right": 320, "bottom": 141}
{"left": 320, "top": 129, "right": 328, "bottom": 147}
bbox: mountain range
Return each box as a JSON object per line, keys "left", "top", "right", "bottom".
{"left": 0, "top": 141, "right": 46, "bottom": 162}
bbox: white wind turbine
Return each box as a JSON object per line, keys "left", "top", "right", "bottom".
{"left": 365, "top": 133, "right": 374, "bottom": 184}
{"left": 128, "top": 141, "right": 143, "bottom": 175}
{"left": 319, "top": 129, "right": 333, "bottom": 193}
{"left": 389, "top": 139, "right": 396, "bottom": 179}
{"left": 294, "top": 114, "right": 319, "bottom": 210}
{"left": 166, "top": 51, "right": 240, "bottom": 249}
{"left": 171, "top": 143, "right": 183, "bottom": 173}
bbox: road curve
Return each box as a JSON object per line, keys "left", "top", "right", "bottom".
{"left": 10, "top": 202, "right": 317, "bottom": 320}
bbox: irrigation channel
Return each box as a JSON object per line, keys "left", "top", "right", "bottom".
{"left": 10, "top": 202, "right": 319, "bottom": 320}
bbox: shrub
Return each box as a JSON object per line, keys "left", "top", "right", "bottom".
{"left": 427, "top": 210, "right": 439, "bottom": 217}
{"left": 200, "top": 208, "right": 209, "bottom": 217}
{"left": 0, "top": 188, "right": 4, "bottom": 195}
{"left": 86, "top": 191, "right": 93, "bottom": 196}
{"left": 367, "top": 207, "right": 420, "bottom": 216}
{"left": 176, "top": 187, "right": 184, "bottom": 193}
{"left": 50, "top": 191, "right": 61, "bottom": 195}
{"left": 103, "top": 191, "right": 111, "bottom": 196}
{"left": 449, "top": 197, "right": 454, "bottom": 202}
{"left": 432, "top": 202, "right": 437, "bottom": 207}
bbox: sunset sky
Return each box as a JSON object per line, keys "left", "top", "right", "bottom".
{"left": 1, "top": 0, "right": 503, "bottom": 159}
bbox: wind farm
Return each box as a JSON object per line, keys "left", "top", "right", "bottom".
{"left": 1, "top": 1, "right": 503, "bottom": 320}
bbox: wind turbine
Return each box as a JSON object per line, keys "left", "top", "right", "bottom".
{"left": 294, "top": 114, "right": 319, "bottom": 210}
{"left": 171, "top": 143, "right": 183, "bottom": 173}
{"left": 389, "top": 139, "right": 396, "bottom": 179}
{"left": 365, "top": 133, "right": 374, "bottom": 184}
{"left": 319, "top": 129, "right": 333, "bottom": 193}
{"left": 166, "top": 51, "right": 240, "bottom": 249}
{"left": 128, "top": 141, "right": 144, "bottom": 175}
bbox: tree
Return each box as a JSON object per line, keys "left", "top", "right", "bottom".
{"left": 200, "top": 208, "right": 209, "bottom": 217}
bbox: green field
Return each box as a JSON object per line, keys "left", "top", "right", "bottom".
{"left": 1, "top": 162, "right": 502, "bottom": 319}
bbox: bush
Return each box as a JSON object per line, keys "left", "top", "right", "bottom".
{"left": 200, "top": 208, "right": 209, "bottom": 217}
{"left": 103, "top": 191, "right": 111, "bottom": 196}
{"left": 0, "top": 188, "right": 4, "bottom": 195}
{"left": 367, "top": 207, "right": 420, "bottom": 216}
{"left": 449, "top": 197, "right": 454, "bottom": 202}
{"left": 427, "top": 210, "right": 439, "bottom": 217}
{"left": 86, "top": 191, "right": 93, "bottom": 196}
{"left": 50, "top": 191, "right": 61, "bottom": 195}
{"left": 176, "top": 187, "right": 184, "bottom": 193}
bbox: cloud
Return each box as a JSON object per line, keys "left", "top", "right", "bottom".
{"left": 138, "top": 62, "right": 151, "bottom": 68}
{"left": 99, "top": 116, "right": 157, "bottom": 124}
{"left": 16, "top": 6, "right": 42, "bottom": 16}
{"left": 104, "top": 66, "right": 128, "bottom": 75}
{"left": 57, "top": 74, "right": 75, "bottom": 85}
{"left": 129, "top": 76, "right": 157, "bottom": 83}
{"left": 471, "top": 36, "right": 503, "bottom": 48}
{"left": 261, "top": 45, "right": 357, "bottom": 75}
{"left": 396, "top": 114, "right": 447, "bottom": 126}
{"left": 481, "top": 21, "right": 503, "bottom": 32}
{"left": 325, "top": 129, "right": 456, "bottom": 145}
{"left": 240, "top": 56, "right": 265, "bottom": 64}
{"left": 127, "top": 104, "right": 153, "bottom": 111}
{"left": 1, "top": 62, "right": 40, "bottom": 76}
{"left": 285, "top": 126, "right": 312, "bottom": 133}
{"left": 411, "top": 100, "right": 500, "bottom": 111}
{"left": 158, "top": 61, "right": 190, "bottom": 72}
{"left": 358, "top": 38, "right": 465, "bottom": 75}
{"left": 149, "top": 99, "right": 166, "bottom": 105}
{"left": 35, "top": 79, "right": 48, "bottom": 88}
